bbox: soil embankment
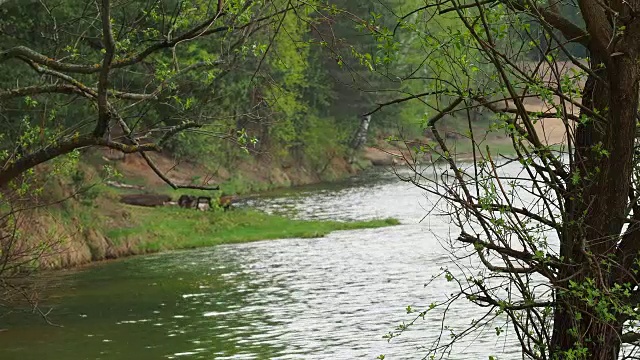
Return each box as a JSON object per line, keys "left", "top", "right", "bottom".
{"left": 17, "top": 149, "right": 377, "bottom": 270}
{"left": 18, "top": 92, "right": 571, "bottom": 271}
{"left": 524, "top": 99, "right": 572, "bottom": 146}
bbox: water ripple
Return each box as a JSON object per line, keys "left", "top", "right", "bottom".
{"left": 0, "top": 166, "right": 524, "bottom": 360}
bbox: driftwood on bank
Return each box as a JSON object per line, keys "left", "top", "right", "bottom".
{"left": 177, "top": 194, "right": 238, "bottom": 211}
{"left": 120, "top": 194, "right": 172, "bottom": 207}
{"left": 119, "top": 192, "right": 239, "bottom": 211}
{"left": 178, "top": 195, "right": 212, "bottom": 211}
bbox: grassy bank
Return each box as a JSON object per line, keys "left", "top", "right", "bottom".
{"left": 107, "top": 207, "right": 400, "bottom": 253}
{"left": 18, "top": 154, "right": 394, "bottom": 270}
{"left": 36, "top": 197, "right": 399, "bottom": 269}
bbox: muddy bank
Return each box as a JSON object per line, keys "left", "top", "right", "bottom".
{"left": 17, "top": 132, "right": 507, "bottom": 272}
{"left": 104, "top": 149, "right": 360, "bottom": 195}
{"left": 13, "top": 148, "right": 376, "bottom": 271}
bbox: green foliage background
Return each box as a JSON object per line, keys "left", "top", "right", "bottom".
{"left": 0, "top": 0, "right": 585, "bottom": 176}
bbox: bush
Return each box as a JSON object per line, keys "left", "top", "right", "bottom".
{"left": 300, "top": 115, "right": 347, "bottom": 172}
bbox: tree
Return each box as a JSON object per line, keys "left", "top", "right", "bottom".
{"left": 354, "top": 1, "right": 640, "bottom": 359}
{"left": 0, "top": 0, "right": 307, "bottom": 190}
{"left": 0, "top": 0, "right": 327, "bottom": 320}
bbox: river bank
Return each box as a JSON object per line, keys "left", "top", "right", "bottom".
{"left": 16, "top": 148, "right": 399, "bottom": 271}
{"left": 0, "top": 163, "right": 515, "bottom": 360}
{"left": 68, "top": 204, "right": 397, "bottom": 261}
{"left": 20, "top": 127, "right": 517, "bottom": 271}
{"left": 30, "top": 195, "right": 399, "bottom": 270}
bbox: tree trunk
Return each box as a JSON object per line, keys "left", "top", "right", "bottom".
{"left": 350, "top": 114, "right": 372, "bottom": 151}
{"left": 551, "top": 297, "right": 622, "bottom": 359}
{"left": 550, "top": 53, "right": 640, "bottom": 359}
{"left": 348, "top": 114, "right": 372, "bottom": 163}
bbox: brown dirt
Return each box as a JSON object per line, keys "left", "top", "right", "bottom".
{"left": 362, "top": 147, "right": 395, "bottom": 166}
{"left": 512, "top": 60, "right": 586, "bottom": 146}
{"left": 522, "top": 98, "right": 576, "bottom": 146}
{"left": 113, "top": 152, "right": 215, "bottom": 189}
{"left": 104, "top": 149, "right": 349, "bottom": 192}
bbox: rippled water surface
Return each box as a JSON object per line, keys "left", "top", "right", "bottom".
{"left": 0, "top": 167, "right": 522, "bottom": 359}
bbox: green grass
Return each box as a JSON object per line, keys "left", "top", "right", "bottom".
{"left": 106, "top": 206, "right": 400, "bottom": 253}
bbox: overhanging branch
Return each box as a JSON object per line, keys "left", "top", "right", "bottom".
{"left": 473, "top": 295, "right": 554, "bottom": 310}
{"left": 113, "top": 112, "right": 219, "bottom": 191}
{"left": 362, "top": 90, "right": 449, "bottom": 117}
{"left": 0, "top": 84, "right": 155, "bottom": 101}
{"left": 507, "top": 0, "right": 589, "bottom": 47}
{"left": 427, "top": 96, "right": 464, "bottom": 127}
{"left": 0, "top": 134, "right": 159, "bottom": 187}
{"left": 0, "top": 84, "right": 87, "bottom": 100}
{"left": 0, "top": 4, "right": 293, "bottom": 75}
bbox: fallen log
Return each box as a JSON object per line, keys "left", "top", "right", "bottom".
{"left": 120, "top": 193, "right": 172, "bottom": 207}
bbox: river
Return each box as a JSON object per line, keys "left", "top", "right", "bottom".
{"left": 0, "top": 166, "right": 524, "bottom": 359}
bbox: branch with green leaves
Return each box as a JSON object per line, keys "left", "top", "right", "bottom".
{"left": 0, "top": 0, "right": 305, "bottom": 189}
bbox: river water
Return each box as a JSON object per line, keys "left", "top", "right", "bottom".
{"left": 0, "top": 166, "right": 523, "bottom": 360}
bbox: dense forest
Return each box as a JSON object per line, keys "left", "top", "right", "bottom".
{"left": 0, "top": 0, "right": 409, "bottom": 182}
{"left": 0, "top": 1, "right": 549, "bottom": 175}
{"left": 0, "top": 0, "right": 586, "bottom": 183}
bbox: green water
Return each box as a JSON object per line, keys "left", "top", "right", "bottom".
{"left": 0, "top": 167, "right": 522, "bottom": 359}
{"left": 1, "top": 249, "right": 294, "bottom": 359}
